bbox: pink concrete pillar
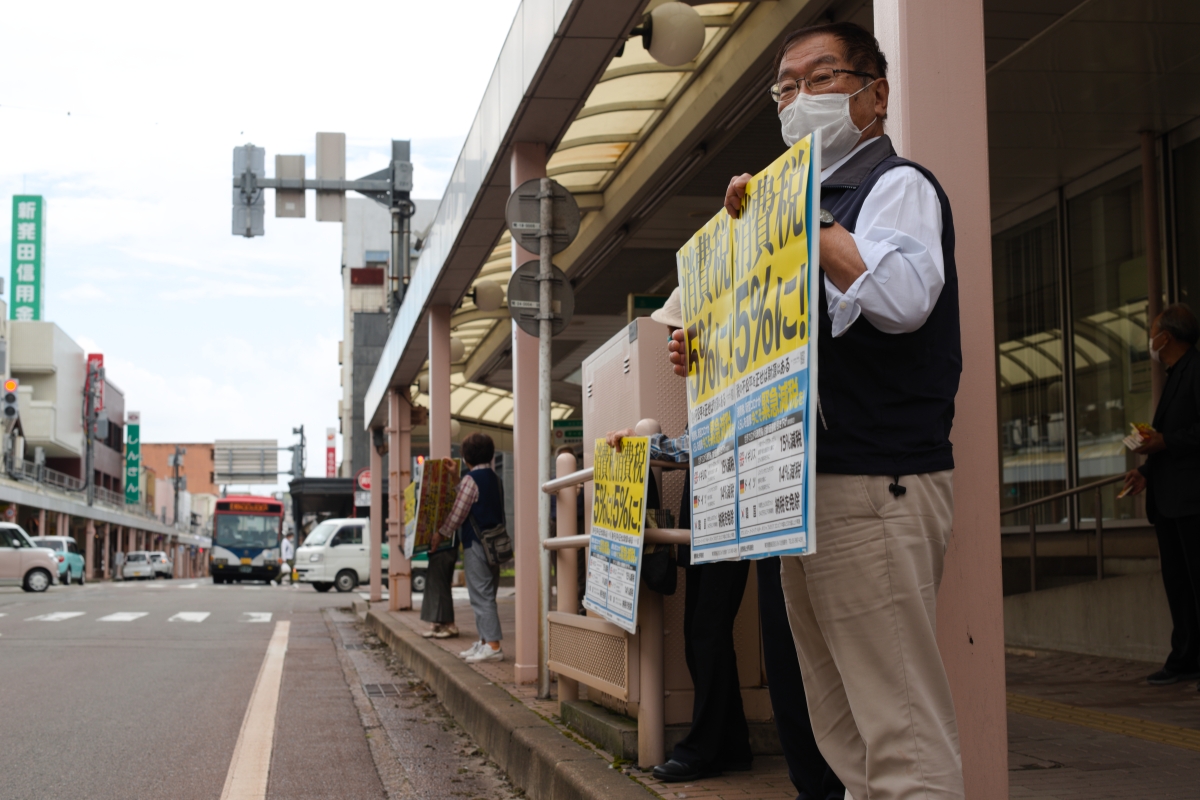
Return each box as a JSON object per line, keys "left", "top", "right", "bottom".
{"left": 388, "top": 390, "right": 413, "bottom": 611}
{"left": 874, "top": 3, "right": 1007, "bottom": 797}
{"left": 85, "top": 520, "right": 96, "bottom": 579}
{"left": 369, "top": 427, "right": 385, "bottom": 603}
{"left": 37, "top": 509, "right": 45, "bottom": 536}
{"left": 103, "top": 524, "right": 111, "bottom": 579}
{"left": 428, "top": 306, "right": 453, "bottom": 459}
{"left": 510, "top": 141, "right": 547, "bottom": 684}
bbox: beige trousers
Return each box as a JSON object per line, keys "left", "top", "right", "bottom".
{"left": 780, "top": 471, "right": 963, "bottom": 800}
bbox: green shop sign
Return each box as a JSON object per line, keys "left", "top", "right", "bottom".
{"left": 125, "top": 412, "right": 141, "bottom": 504}
{"left": 10, "top": 195, "right": 45, "bottom": 321}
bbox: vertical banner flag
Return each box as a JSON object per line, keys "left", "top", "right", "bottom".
{"left": 583, "top": 436, "right": 651, "bottom": 633}
{"left": 125, "top": 412, "right": 141, "bottom": 504}
{"left": 87, "top": 354, "right": 105, "bottom": 414}
{"left": 677, "top": 132, "right": 821, "bottom": 564}
{"left": 10, "top": 196, "right": 45, "bottom": 321}
{"left": 325, "top": 428, "right": 336, "bottom": 477}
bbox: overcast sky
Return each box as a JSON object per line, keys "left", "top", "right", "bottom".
{"left": 1, "top": 0, "right": 522, "bottom": 490}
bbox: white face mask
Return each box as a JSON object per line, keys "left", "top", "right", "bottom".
{"left": 1149, "top": 332, "right": 1166, "bottom": 363}
{"left": 779, "top": 81, "right": 878, "bottom": 164}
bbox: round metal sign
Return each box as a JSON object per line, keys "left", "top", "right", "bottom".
{"left": 505, "top": 178, "right": 581, "bottom": 255}
{"left": 506, "top": 260, "right": 575, "bottom": 337}
{"left": 355, "top": 468, "right": 371, "bottom": 491}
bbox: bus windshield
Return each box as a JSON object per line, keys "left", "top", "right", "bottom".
{"left": 215, "top": 514, "right": 280, "bottom": 549}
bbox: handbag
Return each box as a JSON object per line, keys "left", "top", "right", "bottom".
{"left": 468, "top": 512, "right": 513, "bottom": 567}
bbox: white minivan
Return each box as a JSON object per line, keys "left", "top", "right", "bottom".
{"left": 294, "top": 518, "right": 388, "bottom": 593}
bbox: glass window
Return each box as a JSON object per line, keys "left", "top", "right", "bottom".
{"left": 303, "top": 521, "right": 339, "bottom": 547}
{"left": 34, "top": 539, "right": 64, "bottom": 552}
{"left": 994, "top": 211, "right": 1067, "bottom": 524}
{"left": 1068, "top": 169, "right": 1151, "bottom": 520}
{"left": 214, "top": 514, "right": 281, "bottom": 549}
{"left": 331, "top": 526, "right": 363, "bottom": 546}
{"left": 1174, "top": 136, "right": 1200, "bottom": 307}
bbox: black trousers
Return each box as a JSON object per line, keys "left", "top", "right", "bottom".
{"left": 757, "top": 557, "right": 845, "bottom": 800}
{"left": 1156, "top": 515, "right": 1200, "bottom": 674}
{"left": 673, "top": 559, "right": 753, "bottom": 767}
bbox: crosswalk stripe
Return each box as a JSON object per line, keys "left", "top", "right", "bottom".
{"left": 242, "top": 612, "right": 272, "bottom": 623}
{"left": 169, "top": 612, "right": 211, "bottom": 623}
{"left": 98, "top": 612, "right": 148, "bottom": 622}
{"left": 180, "top": 583, "right": 200, "bottom": 589}
{"left": 26, "top": 612, "right": 86, "bottom": 622}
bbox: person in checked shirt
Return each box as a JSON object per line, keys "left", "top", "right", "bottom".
{"left": 434, "top": 433, "right": 506, "bottom": 664}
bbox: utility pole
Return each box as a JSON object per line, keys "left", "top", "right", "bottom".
{"left": 83, "top": 359, "right": 105, "bottom": 506}
{"left": 290, "top": 426, "right": 307, "bottom": 477}
{"left": 171, "top": 445, "right": 186, "bottom": 526}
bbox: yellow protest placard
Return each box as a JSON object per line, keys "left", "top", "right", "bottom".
{"left": 677, "top": 133, "right": 819, "bottom": 563}
{"left": 583, "top": 436, "right": 651, "bottom": 633}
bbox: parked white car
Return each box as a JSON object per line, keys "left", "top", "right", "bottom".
{"left": 0, "top": 523, "right": 59, "bottom": 592}
{"left": 122, "top": 551, "right": 155, "bottom": 580}
{"left": 294, "top": 518, "right": 388, "bottom": 593}
{"left": 149, "top": 551, "right": 173, "bottom": 578}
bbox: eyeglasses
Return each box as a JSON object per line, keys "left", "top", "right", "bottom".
{"left": 769, "top": 68, "right": 876, "bottom": 102}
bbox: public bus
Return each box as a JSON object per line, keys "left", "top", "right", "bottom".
{"left": 210, "top": 495, "right": 285, "bottom": 584}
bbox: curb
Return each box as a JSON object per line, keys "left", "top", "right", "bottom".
{"left": 360, "top": 602, "right": 654, "bottom": 800}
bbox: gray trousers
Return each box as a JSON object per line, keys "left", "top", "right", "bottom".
{"left": 463, "top": 543, "right": 502, "bottom": 643}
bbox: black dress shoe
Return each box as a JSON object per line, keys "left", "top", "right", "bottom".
{"left": 1146, "top": 667, "right": 1200, "bottom": 685}
{"left": 652, "top": 759, "right": 718, "bottom": 782}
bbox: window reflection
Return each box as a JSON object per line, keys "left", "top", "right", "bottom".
{"left": 1174, "top": 137, "right": 1200, "bottom": 306}
{"left": 994, "top": 211, "right": 1067, "bottom": 525}
{"left": 1068, "top": 170, "right": 1150, "bottom": 521}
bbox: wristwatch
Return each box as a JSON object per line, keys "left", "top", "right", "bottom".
{"left": 819, "top": 208, "right": 836, "bottom": 228}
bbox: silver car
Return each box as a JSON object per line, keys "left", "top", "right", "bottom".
{"left": 121, "top": 551, "right": 155, "bottom": 581}
{"left": 0, "top": 524, "right": 59, "bottom": 592}
{"left": 148, "top": 551, "right": 174, "bottom": 579}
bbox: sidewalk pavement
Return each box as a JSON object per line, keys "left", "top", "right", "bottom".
{"left": 364, "top": 590, "right": 1200, "bottom": 800}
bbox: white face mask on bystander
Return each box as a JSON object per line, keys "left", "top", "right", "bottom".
{"left": 779, "top": 81, "right": 878, "bottom": 163}
{"left": 1149, "top": 332, "right": 1167, "bottom": 363}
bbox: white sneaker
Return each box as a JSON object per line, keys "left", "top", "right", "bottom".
{"left": 466, "top": 645, "right": 504, "bottom": 664}
{"left": 459, "top": 641, "right": 484, "bottom": 659}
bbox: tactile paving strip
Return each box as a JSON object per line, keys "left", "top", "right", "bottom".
{"left": 1007, "top": 692, "right": 1200, "bottom": 752}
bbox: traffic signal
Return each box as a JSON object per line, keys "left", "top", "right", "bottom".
{"left": 1, "top": 378, "right": 18, "bottom": 423}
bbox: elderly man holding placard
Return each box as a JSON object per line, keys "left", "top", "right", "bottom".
{"left": 669, "top": 20, "right": 965, "bottom": 800}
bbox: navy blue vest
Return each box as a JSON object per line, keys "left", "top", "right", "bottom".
{"left": 461, "top": 467, "right": 505, "bottom": 548}
{"left": 817, "top": 135, "right": 961, "bottom": 475}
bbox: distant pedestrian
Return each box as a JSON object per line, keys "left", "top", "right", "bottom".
{"left": 1122, "top": 303, "right": 1200, "bottom": 688}
{"left": 438, "top": 433, "right": 505, "bottom": 663}
{"left": 275, "top": 531, "right": 295, "bottom": 585}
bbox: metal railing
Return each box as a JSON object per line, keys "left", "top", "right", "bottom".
{"left": 539, "top": 453, "right": 688, "bottom": 769}
{"left": 1002, "top": 474, "right": 1125, "bottom": 592}
{"left": 13, "top": 460, "right": 85, "bottom": 491}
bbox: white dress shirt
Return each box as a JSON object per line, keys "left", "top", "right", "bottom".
{"left": 281, "top": 536, "right": 294, "bottom": 560}
{"left": 821, "top": 136, "right": 945, "bottom": 337}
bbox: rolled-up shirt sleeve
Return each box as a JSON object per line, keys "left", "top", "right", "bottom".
{"left": 825, "top": 166, "right": 944, "bottom": 337}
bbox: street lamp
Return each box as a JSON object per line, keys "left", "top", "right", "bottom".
{"left": 631, "top": 2, "right": 705, "bottom": 67}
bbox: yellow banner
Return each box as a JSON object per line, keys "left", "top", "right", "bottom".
{"left": 679, "top": 137, "right": 812, "bottom": 404}
{"left": 591, "top": 437, "right": 650, "bottom": 541}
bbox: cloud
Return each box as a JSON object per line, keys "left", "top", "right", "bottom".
{"left": 1, "top": 0, "right": 524, "bottom": 488}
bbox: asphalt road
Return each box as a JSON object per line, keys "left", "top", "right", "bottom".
{"left": 0, "top": 577, "right": 382, "bottom": 800}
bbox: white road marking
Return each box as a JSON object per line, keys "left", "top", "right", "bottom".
{"left": 220, "top": 621, "right": 290, "bottom": 800}
{"left": 180, "top": 583, "right": 200, "bottom": 589}
{"left": 98, "top": 612, "right": 149, "bottom": 622}
{"left": 26, "top": 611, "right": 86, "bottom": 622}
{"left": 169, "top": 612, "right": 211, "bottom": 623}
{"left": 146, "top": 584, "right": 166, "bottom": 589}
{"left": 242, "top": 612, "right": 272, "bottom": 623}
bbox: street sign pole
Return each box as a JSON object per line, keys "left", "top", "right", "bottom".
{"left": 505, "top": 177, "right": 579, "bottom": 700}
{"left": 537, "top": 178, "right": 554, "bottom": 700}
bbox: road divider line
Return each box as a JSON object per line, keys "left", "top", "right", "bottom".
{"left": 220, "top": 620, "right": 290, "bottom": 800}
{"left": 98, "top": 612, "right": 148, "bottom": 622}
{"left": 242, "top": 612, "right": 272, "bottom": 623}
{"left": 169, "top": 612, "right": 211, "bottom": 623}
